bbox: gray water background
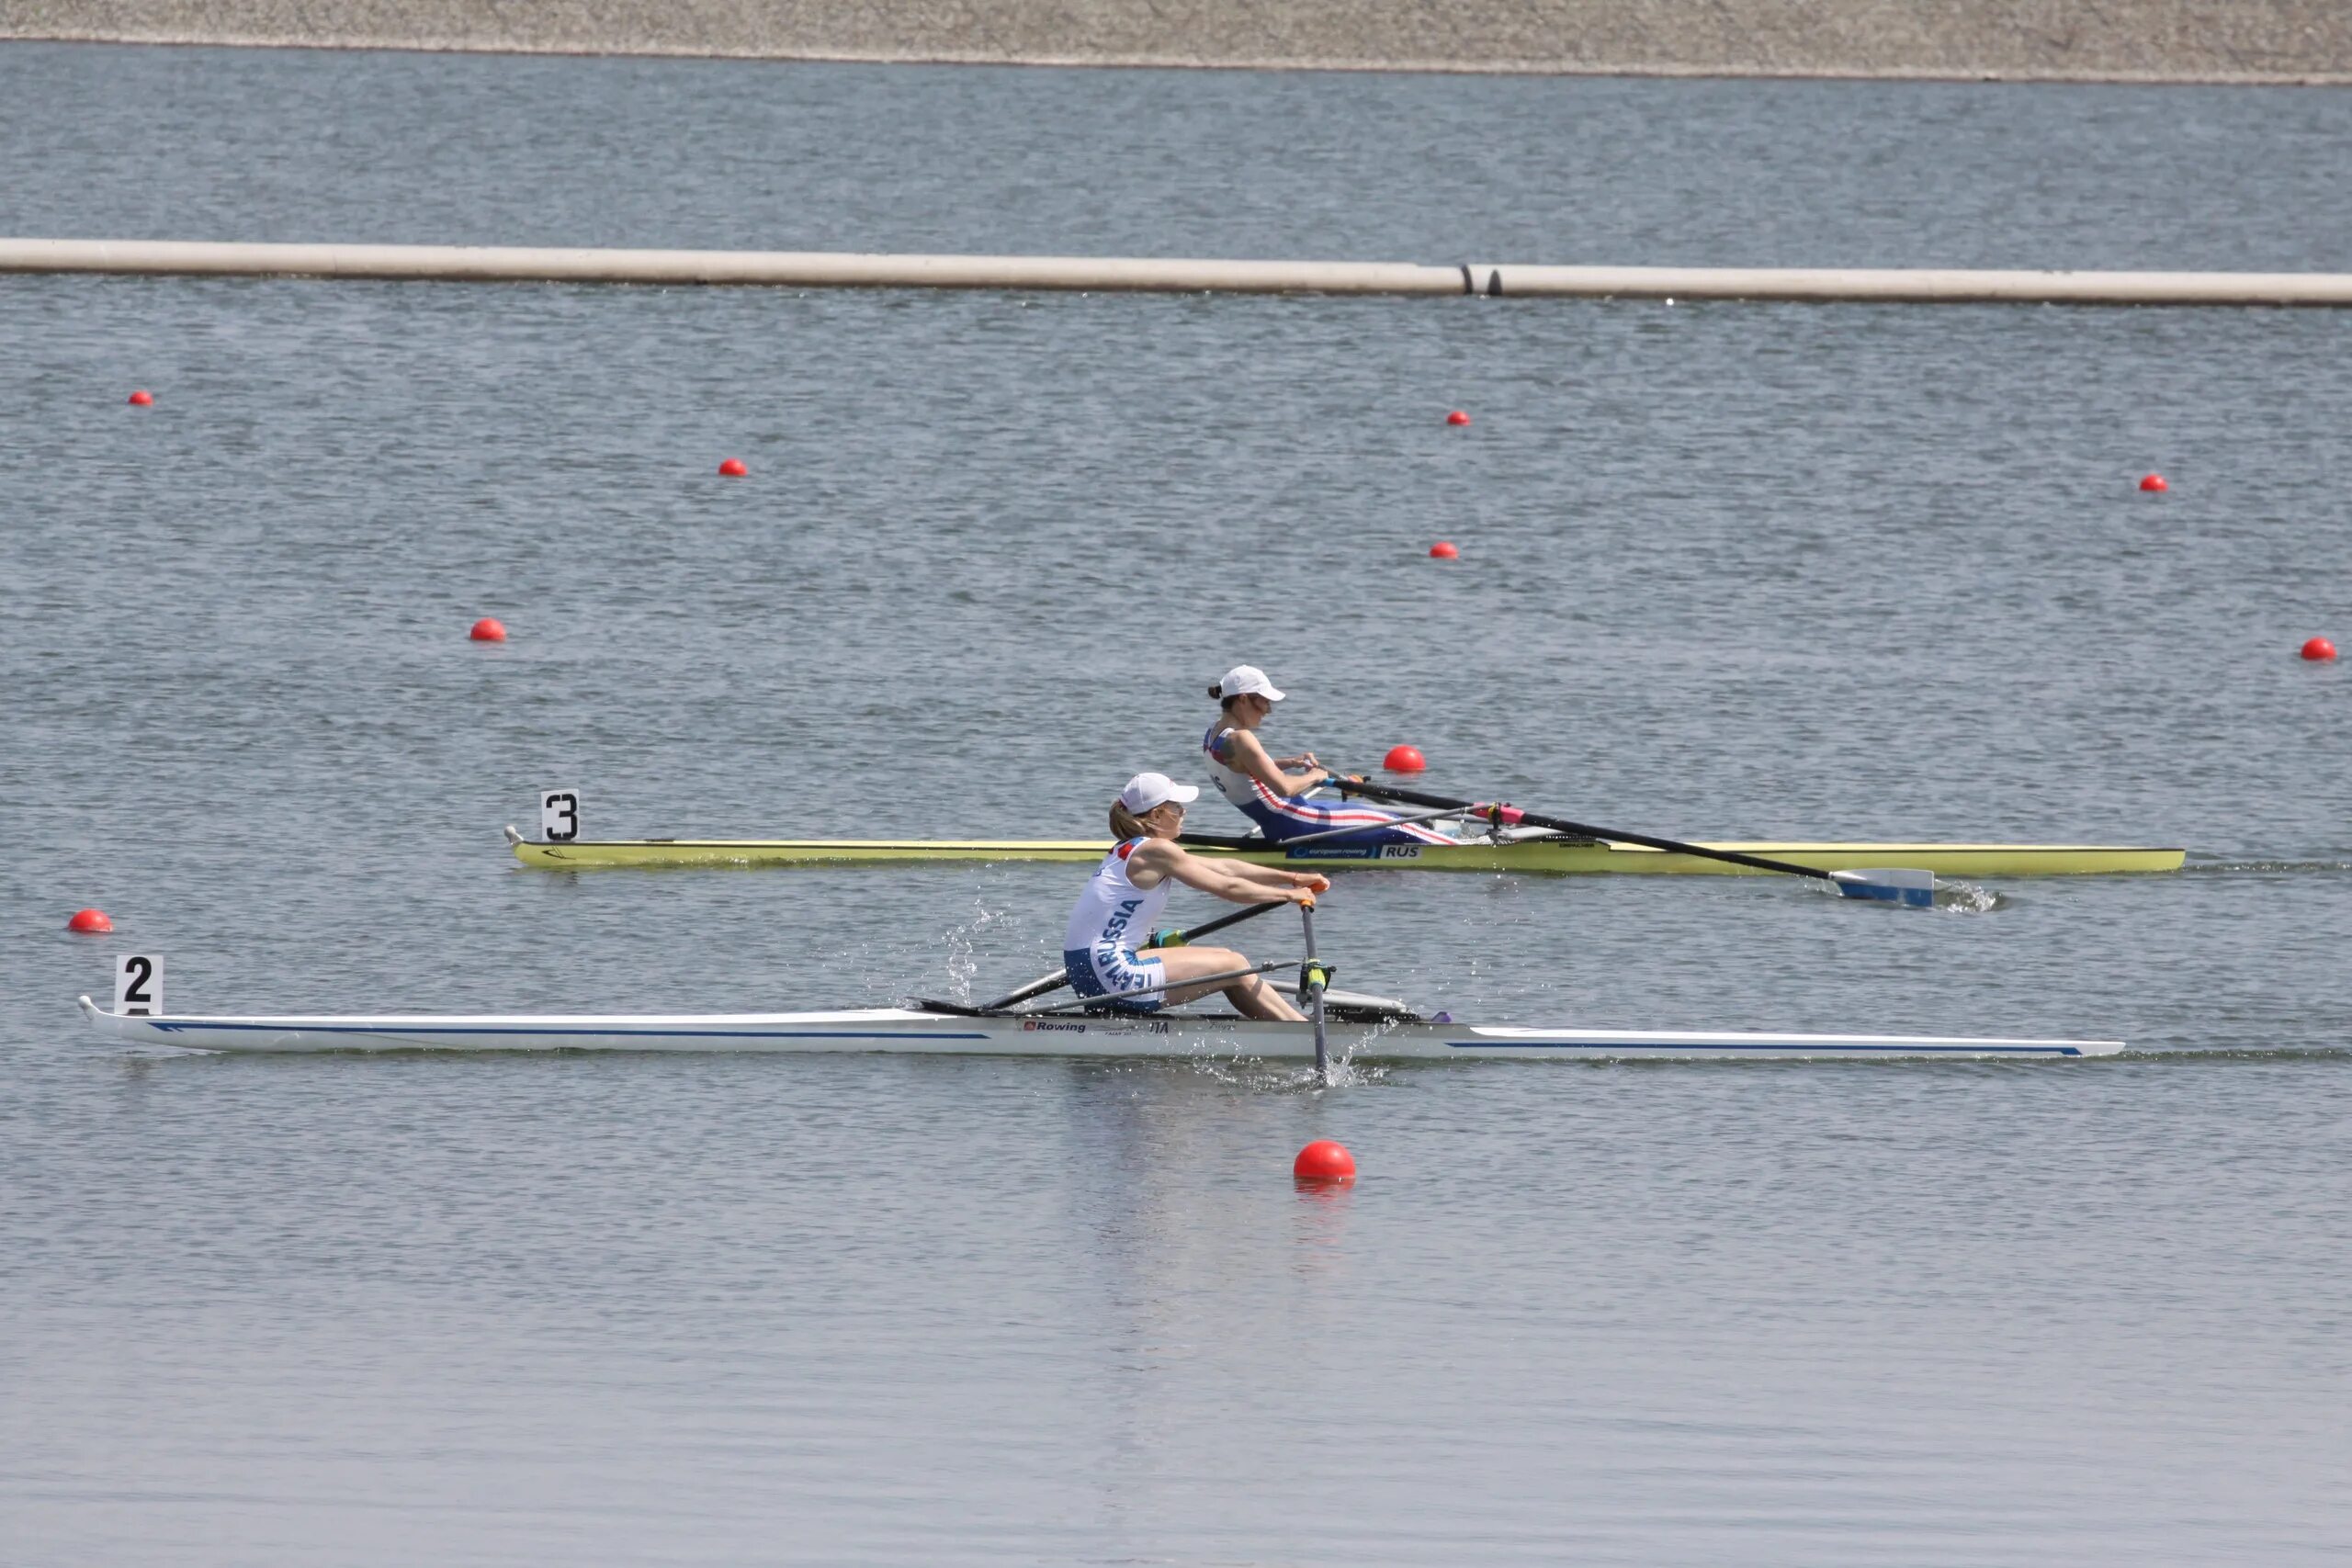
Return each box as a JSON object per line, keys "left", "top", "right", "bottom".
{"left": 3, "top": 41, "right": 2349, "bottom": 1565}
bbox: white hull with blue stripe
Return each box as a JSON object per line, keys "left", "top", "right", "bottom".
{"left": 75, "top": 996, "right": 2121, "bottom": 1060}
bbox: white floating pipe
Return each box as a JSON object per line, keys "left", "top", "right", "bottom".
{"left": 0, "top": 238, "right": 1463, "bottom": 295}
{"left": 5, "top": 238, "right": 2351, "bottom": 306}
{"left": 1465, "top": 264, "right": 2352, "bottom": 306}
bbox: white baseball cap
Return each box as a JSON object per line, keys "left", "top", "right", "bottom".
{"left": 1215, "top": 664, "right": 1285, "bottom": 702}
{"left": 1119, "top": 772, "right": 1201, "bottom": 813}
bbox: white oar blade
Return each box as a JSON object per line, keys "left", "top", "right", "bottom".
{"left": 1828, "top": 868, "right": 1938, "bottom": 909}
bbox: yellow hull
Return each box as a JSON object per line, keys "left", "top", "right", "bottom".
{"left": 510, "top": 836, "right": 2186, "bottom": 877}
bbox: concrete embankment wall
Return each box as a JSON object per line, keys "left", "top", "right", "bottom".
{"left": 3, "top": 1, "right": 2350, "bottom": 83}
{"left": 7, "top": 240, "right": 2352, "bottom": 306}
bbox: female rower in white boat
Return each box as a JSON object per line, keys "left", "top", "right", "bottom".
{"left": 1064, "top": 772, "right": 1329, "bottom": 1021}
{"left": 1202, "top": 665, "right": 1457, "bottom": 848}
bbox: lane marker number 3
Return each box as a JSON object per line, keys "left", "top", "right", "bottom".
{"left": 540, "top": 789, "right": 582, "bottom": 842}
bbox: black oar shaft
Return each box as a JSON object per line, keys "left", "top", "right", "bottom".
{"left": 1159, "top": 896, "right": 1287, "bottom": 947}
{"left": 1338, "top": 777, "right": 1839, "bottom": 885}
{"left": 983, "top": 968, "right": 1071, "bottom": 1011}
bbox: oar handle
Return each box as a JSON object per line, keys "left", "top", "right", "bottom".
{"left": 1336, "top": 776, "right": 1838, "bottom": 885}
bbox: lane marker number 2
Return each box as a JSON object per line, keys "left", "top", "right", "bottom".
{"left": 115, "top": 953, "right": 164, "bottom": 1016}
{"left": 540, "top": 789, "right": 582, "bottom": 842}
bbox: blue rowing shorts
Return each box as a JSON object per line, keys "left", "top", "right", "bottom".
{"left": 1064, "top": 944, "right": 1167, "bottom": 1012}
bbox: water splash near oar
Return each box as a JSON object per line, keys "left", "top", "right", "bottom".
{"left": 1935, "top": 880, "right": 2001, "bottom": 913}
{"left": 1814, "top": 874, "right": 1999, "bottom": 913}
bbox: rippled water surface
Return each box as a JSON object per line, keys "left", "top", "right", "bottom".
{"left": 4, "top": 41, "right": 2350, "bottom": 1567}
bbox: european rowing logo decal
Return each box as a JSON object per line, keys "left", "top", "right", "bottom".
{"left": 1023, "top": 1020, "right": 1087, "bottom": 1032}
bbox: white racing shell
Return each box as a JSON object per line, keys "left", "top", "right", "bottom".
{"left": 76, "top": 996, "right": 2124, "bottom": 1061}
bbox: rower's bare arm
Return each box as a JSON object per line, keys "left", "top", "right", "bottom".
{"left": 1224, "top": 860, "right": 1330, "bottom": 894}
{"left": 1146, "top": 841, "right": 1313, "bottom": 905}
{"left": 1227, "top": 727, "right": 1327, "bottom": 798}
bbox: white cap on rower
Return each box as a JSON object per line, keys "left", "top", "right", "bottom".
{"left": 1119, "top": 772, "right": 1201, "bottom": 813}
{"left": 1215, "top": 664, "right": 1285, "bottom": 702}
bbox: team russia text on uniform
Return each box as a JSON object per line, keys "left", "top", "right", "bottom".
{"left": 1061, "top": 839, "right": 1174, "bottom": 1010}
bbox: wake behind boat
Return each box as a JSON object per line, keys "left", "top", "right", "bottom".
{"left": 74, "top": 994, "right": 2123, "bottom": 1060}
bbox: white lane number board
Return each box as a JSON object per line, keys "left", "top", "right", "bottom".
{"left": 540, "top": 788, "right": 582, "bottom": 842}
{"left": 115, "top": 953, "right": 164, "bottom": 1016}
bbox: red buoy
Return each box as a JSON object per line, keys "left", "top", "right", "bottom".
{"left": 127, "top": 389, "right": 153, "bottom": 406}
{"left": 67, "top": 908, "right": 113, "bottom": 934}
{"left": 2140, "top": 473, "right": 2167, "bottom": 492}
{"left": 1429, "top": 540, "right": 1460, "bottom": 559}
{"left": 1383, "top": 744, "right": 1427, "bottom": 773}
{"left": 1445, "top": 410, "right": 1471, "bottom": 426}
{"left": 1293, "top": 1139, "right": 1356, "bottom": 1184}
{"left": 718, "top": 457, "right": 748, "bottom": 477}
{"left": 2301, "top": 637, "right": 2337, "bottom": 662}
{"left": 469, "top": 617, "right": 507, "bottom": 642}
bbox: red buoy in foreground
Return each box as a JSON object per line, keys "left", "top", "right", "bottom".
{"left": 1383, "top": 744, "right": 1427, "bottom": 773}
{"left": 718, "top": 457, "right": 748, "bottom": 477}
{"left": 67, "top": 908, "right": 113, "bottom": 934}
{"left": 127, "top": 389, "right": 153, "bottom": 407}
{"left": 1430, "top": 540, "right": 1460, "bottom": 559}
{"left": 2140, "top": 473, "right": 2167, "bottom": 492}
{"left": 2301, "top": 637, "right": 2337, "bottom": 662}
{"left": 1294, "top": 1140, "right": 1356, "bottom": 1184}
{"left": 469, "top": 617, "right": 507, "bottom": 642}
{"left": 1446, "top": 410, "right": 1471, "bottom": 426}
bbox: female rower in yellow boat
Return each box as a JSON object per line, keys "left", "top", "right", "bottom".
{"left": 1063, "top": 772, "right": 1329, "bottom": 1021}
{"left": 1202, "top": 664, "right": 1458, "bottom": 847}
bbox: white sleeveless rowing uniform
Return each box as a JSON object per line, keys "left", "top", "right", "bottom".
{"left": 1202, "top": 724, "right": 1454, "bottom": 846}
{"left": 1062, "top": 838, "right": 1174, "bottom": 1010}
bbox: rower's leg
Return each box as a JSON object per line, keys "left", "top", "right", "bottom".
{"left": 1262, "top": 797, "right": 1457, "bottom": 848}
{"left": 1146, "top": 945, "right": 1307, "bottom": 1023}
{"left": 1227, "top": 974, "right": 1307, "bottom": 1022}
